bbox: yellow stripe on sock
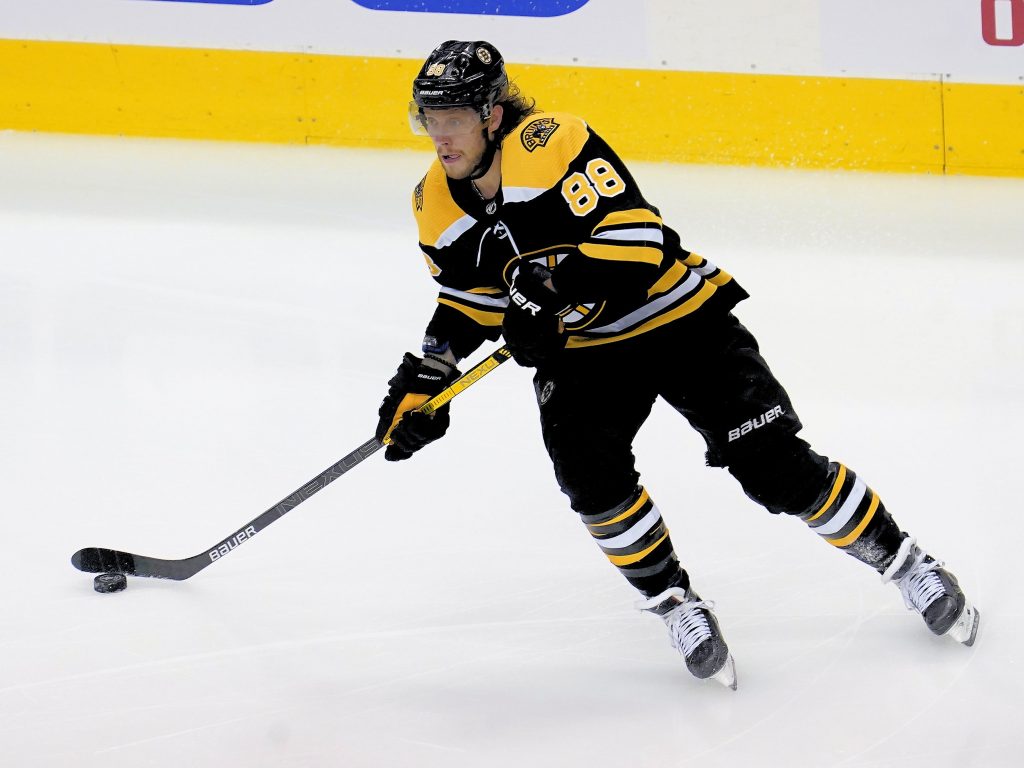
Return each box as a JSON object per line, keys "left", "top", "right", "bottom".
{"left": 590, "top": 489, "right": 651, "bottom": 530}
{"left": 607, "top": 531, "right": 669, "bottom": 566}
{"left": 806, "top": 464, "right": 847, "bottom": 523}
{"left": 827, "top": 491, "right": 880, "bottom": 548}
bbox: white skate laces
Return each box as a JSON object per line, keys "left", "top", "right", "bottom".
{"left": 881, "top": 536, "right": 980, "bottom": 646}
{"left": 883, "top": 538, "right": 945, "bottom": 613}
{"left": 636, "top": 586, "right": 738, "bottom": 690}
{"left": 660, "top": 593, "right": 713, "bottom": 656}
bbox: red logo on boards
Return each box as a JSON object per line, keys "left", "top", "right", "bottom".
{"left": 981, "top": 0, "right": 1024, "bottom": 46}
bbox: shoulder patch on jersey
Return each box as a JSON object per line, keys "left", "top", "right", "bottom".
{"left": 414, "top": 161, "right": 477, "bottom": 249}
{"left": 521, "top": 117, "right": 560, "bottom": 152}
{"left": 503, "top": 112, "right": 590, "bottom": 198}
{"left": 414, "top": 175, "right": 425, "bottom": 212}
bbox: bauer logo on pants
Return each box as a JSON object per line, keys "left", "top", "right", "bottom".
{"left": 728, "top": 405, "right": 784, "bottom": 442}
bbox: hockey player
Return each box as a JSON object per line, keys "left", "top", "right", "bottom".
{"left": 375, "top": 40, "right": 980, "bottom": 689}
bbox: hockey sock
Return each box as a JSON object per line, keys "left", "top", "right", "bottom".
{"left": 579, "top": 486, "right": 688, "bottom": 597}
{"left": 800, "top": 462, "right": 905, "bottom": 572}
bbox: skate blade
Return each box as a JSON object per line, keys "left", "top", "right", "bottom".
{"left": 711, "top": 654, "right": 738, "bottom": 691}
{"left": 947, "top": 602, "right": 980, "bottom": 647}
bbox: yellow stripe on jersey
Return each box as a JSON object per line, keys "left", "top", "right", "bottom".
{"left": 422, "top": 251, "right": 442, "bottom": 277}
{"left": 437, "top": 298, "right": 504, "bottom": 326}
{"left": 647, "top": 261, "right": 689, "bottom": 298}
{"left": 414, "top": 162, "right": 473, "bottom": 249}
{"left": 683, "top": 251, "right": 735, "bottom": 287}
{"left": 467, "top": 286, "right": 506, "bottom": 295}
{"left": 578, "top": 241, "right": 663, "bottom": 265}
{"left": 502, "top": 112, "right": 591, "bottom": 194}
{"left": 706, "top": 269, "right": 734, "bottom": 287}
{"left": 592, "top": 207, "right": 663, "bottom": 232}
{"left": 565, "top": 281, "right": 717, "bottom": 348}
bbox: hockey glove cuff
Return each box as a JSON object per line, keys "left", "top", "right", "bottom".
{"left": 502, "top": 262, "right": 572, "bottom": 368}
{"left": 376, "top": 352, "right": 460, "bottom": 462}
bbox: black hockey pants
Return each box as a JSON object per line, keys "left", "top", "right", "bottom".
{"left": 534, "top": 313, "right": 824, "bottom": 512}
{"left": 532, "top": 312, "right": 904, "bottom": 593}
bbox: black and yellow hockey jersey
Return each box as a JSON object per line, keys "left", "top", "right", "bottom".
{"left": 413, "top": 112, "right": 748, "bottom": 360}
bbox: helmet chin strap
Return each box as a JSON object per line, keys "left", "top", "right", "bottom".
{"left": 468, "top": 126, "right": 500, "bottom": 180}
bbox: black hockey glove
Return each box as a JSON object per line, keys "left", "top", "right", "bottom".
{"left": 375, "top": 352, "right": 460, "bottom": 462}
{"left": 502, "top": 262, "right": 572, "bottom": 368}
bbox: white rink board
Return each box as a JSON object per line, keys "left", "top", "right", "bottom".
{"left": 821, "top": 0, "right": 1024, "bottom": 84}
{"left": 0, "top": 0, "right": 1020, "bottom": 83}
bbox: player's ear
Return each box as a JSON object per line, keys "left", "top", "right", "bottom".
{"left": 487, "top": 104, "right": 504, "bottom": 137}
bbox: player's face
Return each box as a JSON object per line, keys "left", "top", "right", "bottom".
{"left": 417, "top": 107, "right": 492, "bottom": 179}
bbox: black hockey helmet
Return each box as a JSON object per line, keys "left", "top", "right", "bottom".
{"left": 412, "top": 41, "right": 508, "bottom": 120}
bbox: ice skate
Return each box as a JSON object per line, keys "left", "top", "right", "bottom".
{"left": 882, "top": 537, "right": 980, "bottom": 646}
{"left": 638, "top": 587, "right": 737, "bottom": 690}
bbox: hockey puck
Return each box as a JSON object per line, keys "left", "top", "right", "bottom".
{"left": 94, "top": 572, "right": 127, "bottom": 593}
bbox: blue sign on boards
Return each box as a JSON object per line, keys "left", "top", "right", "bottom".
{"left": 139, "top": 1, "right": 590, "bottom": 14}
{"left": 140, "top": 1, "right": 274, "bottom": 5}
{"left": 349, "top": 0, "right": 590, "bottom": 17}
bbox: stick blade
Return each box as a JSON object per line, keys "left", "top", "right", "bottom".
{"left": 71, "top": 547, "right": 137, "bottom": 575}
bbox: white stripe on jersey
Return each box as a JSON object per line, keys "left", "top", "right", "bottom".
{"left": 587, "top": 270, "right": 701, "bottom": 334}
{"left": 503, "top": 187, "right": 548, "bottom": 204}
{"left": 439, "top": 286, "right": 510, "bottom": 308}
{"left": 434, "top": 215, "right": 477, "bottom": 249}
{"left": 592, "top": 228, "right": 664, "bottom": 244}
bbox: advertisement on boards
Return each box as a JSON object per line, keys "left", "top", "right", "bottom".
{"left": 136, "top": 0, "right": 590, "bottom": 13}
{"left": 821, "top": 0, "right": 1022, "bottom": 84}
{"left": 0, "top": 0, "right": 1019, "bottom": 83}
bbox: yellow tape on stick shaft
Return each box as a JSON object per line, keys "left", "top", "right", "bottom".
{"left": 383, "top": 346, "right": 512, "bottom": 441}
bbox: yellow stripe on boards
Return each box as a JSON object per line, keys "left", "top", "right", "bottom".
{"left": 517, "top": 65, "right": 948, "bottom": 173}
{"left": 943, "top": 81, "right": 1024, "bottom": 177}
{"left": 827, "top": 491, "right": 881, "bottom": 548}
{"left": 0, "top": 39, "right": 423, "bottom": 147}
{"left": 806, "top": 464, "right": 847, "bottom": 523}
{"left": 1, "top": 39, "right": 1021, "bottom": 175}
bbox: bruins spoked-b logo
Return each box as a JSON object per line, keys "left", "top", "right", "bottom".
{"left": 521, "top": 117, "right": 560, "bottom": 152}
{"left": 476, "top": 47, "right": 492, "bottom": 64}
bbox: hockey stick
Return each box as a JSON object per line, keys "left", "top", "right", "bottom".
{"left": 71, "top": 346, "right": 513, "bottom": 581}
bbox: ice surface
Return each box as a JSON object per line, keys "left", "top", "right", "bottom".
{"left": 1, "top": 132, "right": 1022, "bottom": 767}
